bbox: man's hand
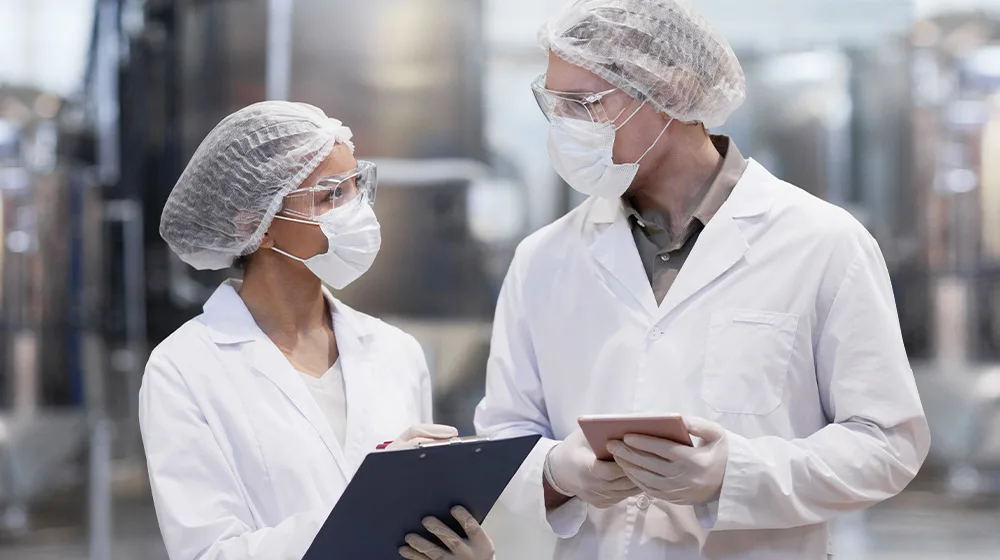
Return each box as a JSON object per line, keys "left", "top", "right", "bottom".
{"left": 545, "top": 428, "right": 642, "bottom": 509}
{"left": 609, "top": 416, "right": 729, "bottom": 506}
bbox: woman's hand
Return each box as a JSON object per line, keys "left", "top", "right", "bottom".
{"left": 385, "top": 424, "right": 459, "bottom": 451}
{"left": 398, "top": 506, "right": 495, "bottom": 560}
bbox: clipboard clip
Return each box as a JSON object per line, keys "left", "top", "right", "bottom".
{"left": 415, "top": 435, "right": 491, "bottom": 449}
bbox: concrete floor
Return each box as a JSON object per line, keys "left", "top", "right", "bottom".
{"left": 1, "top": 481, "right": 998, "bottom": 559}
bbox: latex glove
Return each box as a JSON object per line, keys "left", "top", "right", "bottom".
{"left": 399, "top": 506, "right": 495, "bottom": 560}
{"left": 385, "top": 424, "right": 459, "bottom": 451}
{"left": 546, "top": 428, "right": 642, "bottom": 509}
{"left": 608, "top": 416, "right": 729, "bottom": 506}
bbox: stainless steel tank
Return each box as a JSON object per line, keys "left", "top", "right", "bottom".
{"left": 166, "top": 0, "right": 496, "bottom": 317}
{"left": 904, "top": 13, "right": 1000, "bottom": 496}
{"left": 0, "top": 87, "right": 103, "bottom": 529}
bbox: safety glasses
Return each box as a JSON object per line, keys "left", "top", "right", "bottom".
{"left": 531, "top": 74, "right": 631, "bottom": 124}
{"left": 281, "top": 160, "right": 377, "bottom": 220}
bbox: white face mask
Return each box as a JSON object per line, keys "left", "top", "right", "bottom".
{"left": 547, "top": 101, "right": 673, "bottom": 199}
{"left": 271, "top": 202, "right": 381, "bottom": 290}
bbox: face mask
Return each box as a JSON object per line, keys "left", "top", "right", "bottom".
{"left": 271, "top": 202, "right": 381, "bottom": 289}
{"left": 547, "top": 101, "right": 673, "bottom": 199}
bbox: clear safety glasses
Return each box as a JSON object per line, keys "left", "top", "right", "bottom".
{"left": 531, "top": 74, "right": 634, "bottom": 124}
{"left": 280, "top": 160, "right": 377, "bottom": 220}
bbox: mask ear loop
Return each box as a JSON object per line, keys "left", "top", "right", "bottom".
{"left": 635, "top": 118, "right": 674, "bottom": 165}
{"left": 274, "top": 214, "right": 319, "bottom": 226}
{"left": 270, "top": 245, "right": 309, "bottom": 262}
{"left": 269, "top": 214, "right": 322, "bottom": 262}
{"left": 613, "top": 99, "right": 648, "bottom": 130}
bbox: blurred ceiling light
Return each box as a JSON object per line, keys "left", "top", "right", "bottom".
{"left": 964, "top": 45, "right": 1000, "bottom": 78}
{"left": 942, "top": 20, "right": 992, "bottom": 57}
{"left": 943, "top": 168, "right": 979, "bottom": 193}
{"left": 6, "top": 230, "right": 31, "bottom": 254}
{"left": 945, "top": 100, "right": 990, "bottom": 127}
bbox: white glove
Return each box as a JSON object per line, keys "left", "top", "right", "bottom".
{"left": 546, "top": 428, "right": 642, "bottom": 509}
{"left": 399, "top": 506, "right": 495, "bottom": 560}
{"left": 608, "top": 416, "right": 729, "bottom": 506}
{"left": 385, "top": 424, "right": 459, "bottom": 451}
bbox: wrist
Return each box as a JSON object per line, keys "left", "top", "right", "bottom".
{"left": 543, "top": 445, "right": 575, "bottom": 498}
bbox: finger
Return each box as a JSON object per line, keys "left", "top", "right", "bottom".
{"left": 450, "top": 507, "right": 490, "bottom": 548}
{"left": 592, "top": 487, "right": 642, "bottom": 508}
{"left": 401, "top": 424, "right": 459, "bottom": 441}
{"left": 404, "top": 534, "right": 447, "bottom": 560}
{"left": 594, "top": 485, "right": 643, "bottom": 501}
{"left": 616, "top": 457, "right": 672, "bottom": 490}
{"left": 608, "top": 442, "right": 678, "bottom": 477}
{"left": 399, "top": 546, "right": 433, "bottom": 560}
{"left": 589, "top": 458, "right": 629, "bottom": 482}
{"left": 386, "top": 437, "right": 435, "bottom": 451}
{"left": 422, "top": 516, "right": 471, "bottom": 556}
{"left": 683, "top": 417, "right": 726, "bottom": 443}
{"left": 622, "top": 434, "right": 690, "bottom": 462}
{"left": 597, "top": 474, "right": 641, "bottom": 492}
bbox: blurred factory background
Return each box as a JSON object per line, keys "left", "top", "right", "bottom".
{"left": 1, "top": 0, "right": 1000, "bottom": 558}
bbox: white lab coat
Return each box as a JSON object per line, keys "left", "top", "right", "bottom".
{"left": 474, "top": 160, "right": 930, "bottom": 560}
{"left": 139, "top": 280, "right": 432, "bottom": 560}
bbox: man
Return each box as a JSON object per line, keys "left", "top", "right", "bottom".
{"left": 474, "top": 1, "right": 930, "bottom": 559}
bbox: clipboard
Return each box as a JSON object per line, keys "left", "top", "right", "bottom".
{"left": 304, "top": 434, "right": 541, "bottom": 560}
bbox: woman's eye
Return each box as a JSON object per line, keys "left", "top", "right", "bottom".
{"left": 333, "top": 186, "right": 344, "bottom": 198}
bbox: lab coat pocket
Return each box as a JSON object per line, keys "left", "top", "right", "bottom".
{"left": 702, "top": 309, "right": 799, "bottom": 415}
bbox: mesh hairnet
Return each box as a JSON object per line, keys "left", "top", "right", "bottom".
{"left": 160, "top": 101, "right": 355, "bottom": 270}
{"left": 540, "top": 0, "right": 746, "bottom": 129}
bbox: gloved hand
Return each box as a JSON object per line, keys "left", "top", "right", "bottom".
{"left": 385, "top": 424, "right": 459, "bottom": 451}
{"left": 608, "top": 416, "right": 729, "bottom": 506}
{"left": 399, "top": 506, "right": 495, "bottom": 560}
{"left": 546, "top": 428, "right": 642, "bottom": 509}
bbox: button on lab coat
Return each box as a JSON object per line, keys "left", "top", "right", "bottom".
{"left": 139, "top": 280, "right": 431, "bottom": 559}
{"left": 475, "top": 160, "right": 930, "bottom": 559}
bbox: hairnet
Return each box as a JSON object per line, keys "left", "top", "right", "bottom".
{"left": 540, "top": 0, "right": 746, "bottom": 129}
{"left": 160, "top": 101, "right": 355, "bottom": 270}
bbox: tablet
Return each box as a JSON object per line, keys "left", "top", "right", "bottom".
{"left": 578, "top": 414, "right": 693, "bottom": 461}
{"left": 304, "top": 434, "right": 540, "bottom": 560}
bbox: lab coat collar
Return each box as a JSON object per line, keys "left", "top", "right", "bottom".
{"left": 201, "top": 279, "right": 372, "bottom": 346}
{"left": 586, "top": 159, "right": 776, "bottom": 318}
{"left": 202, "top": 279, "right": 375, "bottom": 482}
{"left": 585, "top": 158, "right": 773, "bottom": 226}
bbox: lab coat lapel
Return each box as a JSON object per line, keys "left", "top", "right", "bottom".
{"left": 588, "top": 198, "right": 659, "bottom": 316}
{"left": 246, "top": 339, "right": 352, "bottom": 482}
{"left": 202, "top": 280, "right": 353, "bottom": 482}
{"left": 655, "top": 159, "right": 774, "bottom": 322}
{"left": 654, "top": 216, "right": 747, "bottom": 321}
{"left": 329, "top": 300, "right": 373, "bottom": 479}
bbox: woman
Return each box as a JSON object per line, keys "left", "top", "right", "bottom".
{"left": 140, "top": 101, "right": 494, "bottom": 560}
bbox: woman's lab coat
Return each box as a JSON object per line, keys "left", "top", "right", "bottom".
{"left": 474, "top": 160, "right": 931, "bottom": 559}
{"left": 139, "top": 280, "right": 431, "bottom": 559}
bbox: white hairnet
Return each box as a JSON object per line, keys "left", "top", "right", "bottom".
{"left": 160, "top": 101, "right": 355, "bottom": 270}
{"left": 540, "top": 0, "right": 746, "bottom": 129}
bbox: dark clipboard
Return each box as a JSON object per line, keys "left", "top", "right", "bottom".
{"left": 304, "top": 434, "right": 541, "bottom": 560}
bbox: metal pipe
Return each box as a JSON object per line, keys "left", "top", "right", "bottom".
{"left": 266, "top": 0, "right": 294, "bottom": 101}
{"left": 104, "top": 199, "right": 147, "bottom": 461}
{"left": 88, "top": 416, "right": 113, "bottom": 560}
{"left": 95, "top": 0, "right": 121, "bottom": 185}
